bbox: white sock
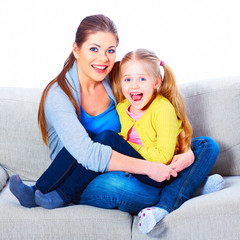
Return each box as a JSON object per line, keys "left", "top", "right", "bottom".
{"left": 192, "top": 174, "right": 224, "bottom": 197}
{"left": 138, "top": 207, "right": 168, "bottom": 234}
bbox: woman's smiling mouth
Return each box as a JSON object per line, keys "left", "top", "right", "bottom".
{"left": 92, "top": 64, "right": 108, "bottom": 73}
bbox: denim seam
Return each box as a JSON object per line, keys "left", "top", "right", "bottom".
{"left": 172, "top": 138, "right": 208, "bottom": 211}
{"left": 56, "top": 187, "right": 70, "bottom": 203}
{"left": 44, "top": 160, "right": 77, "bottom": 194}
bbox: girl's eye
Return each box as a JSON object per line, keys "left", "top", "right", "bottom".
{"left": 90, "top": 47, "right": 98, "bottom": 52}
{"left": 107, "top": 49, "right": 115, "bottom": 54}
{"left": 125, "top": 78, "right": 131, "bottom": 82}
{"left": 140, "top": 77, "right": 146, "bottom": 81}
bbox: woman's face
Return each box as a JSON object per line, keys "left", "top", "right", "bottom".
{"left": 73, "top": 31, "right": 117, "bottom": 83}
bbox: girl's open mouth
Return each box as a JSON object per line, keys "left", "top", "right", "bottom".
{"left": 130, "top": 92, "right": 143, "bottom": 101}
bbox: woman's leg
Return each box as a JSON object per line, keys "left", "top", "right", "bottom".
{"left": 138, "top": 136, "right": 220, "bottom": 233}
{"left": 35, "top": 130, "right": 163, "bottom": 209}
{"left": 9, "top": 147, "right": 78, "bottom": 208}
{"left": 10, "top": 130, "right": 98, "bottom": 208}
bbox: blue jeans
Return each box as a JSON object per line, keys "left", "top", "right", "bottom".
{"left": 35, "top": 131, "right": 162, "bottom": 204}
{"left": 36, "top": 132, "right": 219, "bottom": 213}
{"left": 79, "top": 133, "right": 220, "bottom": 213}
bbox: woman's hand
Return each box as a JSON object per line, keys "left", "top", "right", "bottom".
{"left": 168, "top": 148, "right": 195, "bottom": 173}
{"left": 146, "top": 161, "right": 178, "bottom": 182}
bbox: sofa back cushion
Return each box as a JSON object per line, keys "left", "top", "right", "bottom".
{"left": 0, "top": 77, "right": 239, "bottom": 181}
{"left": 179, "top": 77, "right": 240, "bottom": 176}
{"left": 0, "top": 87, "right": 51, "bottom": 181}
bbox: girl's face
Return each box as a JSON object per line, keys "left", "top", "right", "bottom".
{"left": 120, "top": 60, "right": 161, "bottom": 114}
{"left": 73, "top": 31, "right": 117, "bottom": 83}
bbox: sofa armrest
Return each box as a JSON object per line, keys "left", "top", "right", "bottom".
{"left": 0, "top": 165, "right": 8, "bottom": 191}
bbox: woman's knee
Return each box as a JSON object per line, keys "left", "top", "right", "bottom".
{"left": 94, "top": 130, "right": 119, "bottom": 145}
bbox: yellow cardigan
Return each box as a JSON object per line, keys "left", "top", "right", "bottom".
{"left": 116, "top": 95, "right": 182, "bottom": 164}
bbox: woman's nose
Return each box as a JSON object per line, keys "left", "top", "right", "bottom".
{"left": 99, "top": 51, "right": 108, "bottom": 62}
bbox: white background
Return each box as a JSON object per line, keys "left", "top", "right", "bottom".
{"left": 0, "top": 0, "right": 239, "bottom": 88}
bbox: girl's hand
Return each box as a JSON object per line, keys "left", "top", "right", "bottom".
{"left": 168, "top": 148, "right": 195, "bottom": 172}
{"left": 146, "top": 161, "right": 178, "bottom": 182}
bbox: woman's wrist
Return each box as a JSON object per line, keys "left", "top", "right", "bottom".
{"left": 108, "top": 150, "right": 150, "bottom": 175}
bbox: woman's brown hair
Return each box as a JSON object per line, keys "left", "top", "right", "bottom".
{"left": 38, "top": 14, "right": 119, "bottom": 145}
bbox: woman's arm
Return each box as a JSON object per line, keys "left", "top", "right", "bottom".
{"left": 108, "top": 150, "right": 178, "bottom": 182}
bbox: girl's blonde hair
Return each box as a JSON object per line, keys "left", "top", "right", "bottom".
{"left": 110, "top": 48, "right": 192, "bottom": 153}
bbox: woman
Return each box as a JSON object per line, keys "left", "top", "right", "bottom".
{"left": 10, "top": 14, "right": 220, "bottom": 226}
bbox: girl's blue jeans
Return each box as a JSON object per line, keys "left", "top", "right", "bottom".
{"left": 35, "top": 131, "right": 219, "bottom": 214}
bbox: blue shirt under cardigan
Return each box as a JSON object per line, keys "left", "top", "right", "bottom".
{"left": 44, "top": 61, "right": 118, "bottom": 172}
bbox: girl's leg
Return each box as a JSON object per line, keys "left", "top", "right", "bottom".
{"left": 79, "top": 171, "right": 161, "bottom": 214}
{"left": 157, "top": 136, "right": 220, "bottom": 212}
{"left": 138, "top": 136, "right": 220, "bottom": 233}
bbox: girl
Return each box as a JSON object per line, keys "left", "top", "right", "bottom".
{"left": 9, "top": 15, "right": 221, "bottom": 234}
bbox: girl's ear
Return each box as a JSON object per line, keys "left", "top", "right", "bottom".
{"left": 154, "top": 76, "right": 162, "bottom": 89}
{"left": 73, "top": 42, "right": 80, "bottom": 59}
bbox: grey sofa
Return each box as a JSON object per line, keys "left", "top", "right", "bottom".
{"left": 0, "top": 77, "right": 239, "bottom": 240}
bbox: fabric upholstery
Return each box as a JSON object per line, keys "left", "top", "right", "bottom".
{"left": 0, "top": 166, "right": 8, "bottom": 191}
{"left": 132, "top": 176, "right": 240, "bottom": 240}
{"left": 0, "top": 182, "right": 132, "bottom": 240}
{"left": 179, "top": 77, "right": 240, "bottom": 175}
{"left": 0, "top": 87, "right": 51, "bottom": 181}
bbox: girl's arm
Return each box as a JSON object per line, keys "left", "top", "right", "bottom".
{"left": 168, "top": 148, "right": 194, "bottom": 172}
{"left": 168, "top": 130, "right": 194, "bottom": 172}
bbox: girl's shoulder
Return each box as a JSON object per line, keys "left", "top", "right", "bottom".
{"left": 116, "top": 99, "right": 129, "bottom": 112}
{"left": 152, "top": 95, "right": 173, "bottom": 109}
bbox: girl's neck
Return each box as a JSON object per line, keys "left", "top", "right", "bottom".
{"left": 129, "top": 105, "right": 147, "bottom": 116}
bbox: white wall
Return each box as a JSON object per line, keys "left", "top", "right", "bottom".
{"left": 0, "top": 0, "right": 239, "bottom": 88}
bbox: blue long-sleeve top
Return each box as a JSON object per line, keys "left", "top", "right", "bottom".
{"left": 44, "top": 61, "right": 117, "bottom": 172}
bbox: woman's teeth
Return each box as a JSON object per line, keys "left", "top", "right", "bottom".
{"left": 92, "top": 65, "right": 107, "bottom": 70}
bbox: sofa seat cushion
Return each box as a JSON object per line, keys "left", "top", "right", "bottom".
{"left": 131, "top": 176, "right": 240, "bottom": 240}
{"left": 0, "top": 182, "right": 132, "bottom": 240}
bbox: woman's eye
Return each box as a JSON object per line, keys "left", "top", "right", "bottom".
{"left": 140, "top": 77, "right": 146, "bottom": 81}
{"left": 90, "top": 47, "right": 98, "bottom": 52}
{"left": 107, "top": 49, "right": 115, "bottom": 54}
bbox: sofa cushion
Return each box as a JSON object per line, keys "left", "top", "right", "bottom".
{"left": 0, "top": 87, "right": 51, "bottom": 181}
{"left": 131, "top": 176, "right": 240, "bottom": 240}
{"left": 0, "top": 182, "right": 132, "bottom": 240}
{"left": 179, "top": 77, "right": 240, "bottom": 176}
{"left": 0, "top": 166, "right": 8, "bottom": 191}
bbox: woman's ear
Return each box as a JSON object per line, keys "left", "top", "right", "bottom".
{"left": 73, "top": 42, "right": 79, "bottom": 59}
{"left": 154, "top": 76, "right": 162, "bottom": 89}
